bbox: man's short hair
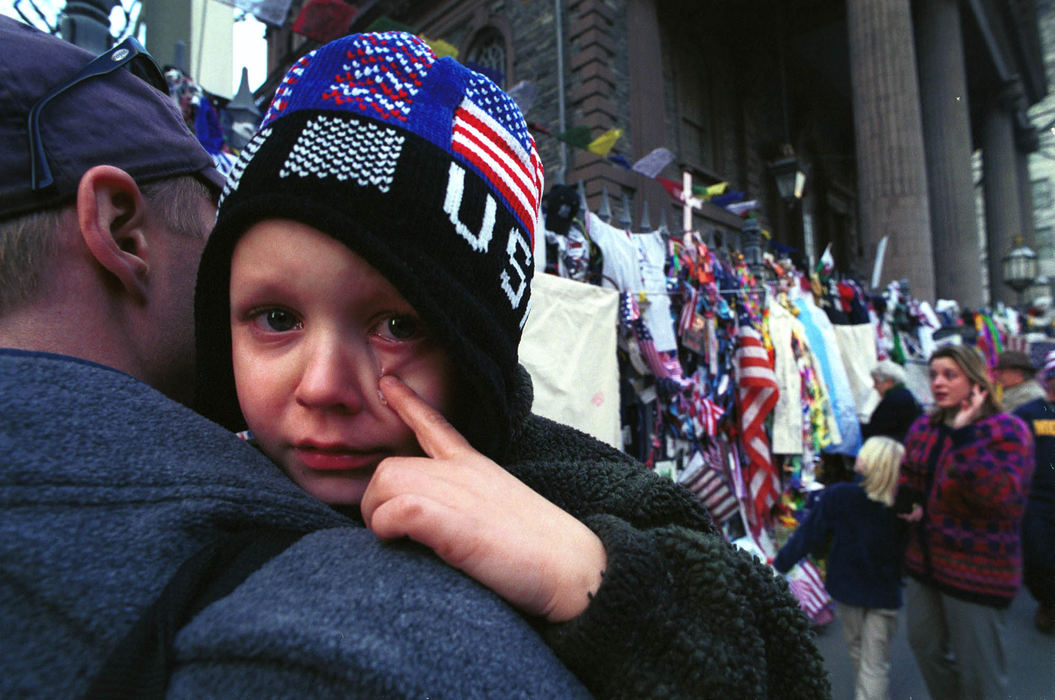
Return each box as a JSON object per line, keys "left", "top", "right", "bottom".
{"left": 0, "top": 175, "right": 213, "bottom": 313}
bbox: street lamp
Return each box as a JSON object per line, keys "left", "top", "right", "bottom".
{"left": 768, "top": 145, "right": 807, "bottom": 203}
{"left": 58, "top": 0, "right": 123, "bottom": 52}
{"left": 1002, "top": 235, "right": 1038, "bottom": 306}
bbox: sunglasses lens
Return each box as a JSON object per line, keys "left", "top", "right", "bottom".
{"left": 128, "top": 56, "right": 169, "bottom": 93}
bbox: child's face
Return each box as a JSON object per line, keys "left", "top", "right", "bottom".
{"left": 229, "top": 219, "right": 458, "bottom": 507}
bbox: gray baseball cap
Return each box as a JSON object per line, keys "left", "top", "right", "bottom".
{"left": 0, "top": 16, "right": 225, "bottom": 221}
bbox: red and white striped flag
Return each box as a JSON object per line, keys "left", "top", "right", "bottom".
{"left": 735, "top": 326, "right": 781, "bottom": 534}
{"left": 451, "top": 77, "right": 543, "bottom": 245}
{"left": 786, "top": 560, "right": 834, "bottom": 625}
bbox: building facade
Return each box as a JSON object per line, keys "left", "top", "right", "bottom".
{"left": 260, "top": 0, "right": 1047, "bottom": 306}
{"left": 1025, "top": 0, "right": 1055, "bottom": 306}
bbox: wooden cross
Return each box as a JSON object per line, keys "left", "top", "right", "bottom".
{"left": 681, "top": 171, "right": 703, "bottom": 235}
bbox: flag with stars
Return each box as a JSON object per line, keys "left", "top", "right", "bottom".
{"left": 452, "top": 73, "right": 543, "bottom": 244}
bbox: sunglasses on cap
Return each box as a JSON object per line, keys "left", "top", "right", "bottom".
{"left": 27, "top": 35, "right": 169, "bottom": 191}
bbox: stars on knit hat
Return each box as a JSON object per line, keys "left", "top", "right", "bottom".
{"left": 279, "top": 116, "right": 404, "bottom": 192}
{"left": 264, "top": 54, "right": 312, "bottom": 125}
{"left": 464, "top": 73, "right": 533, "bottom": 158}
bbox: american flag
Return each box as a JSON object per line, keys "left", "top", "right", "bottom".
{"left": 786, "top": 560, "right": 834, "bottom": 625}
{"left": 451, "top": 75, "right": 543, "bottom": 245}
{"left": 621, "top": 293, "right": 673, "bottom": 380}
{"left": 697, "top": 397, "right": 725, "bottom": 438}
{"left": 735, "top": 326, "right": 781, "bottom": 534}
{"left": 679, "top": 449, "right": 738, "bottom": 525}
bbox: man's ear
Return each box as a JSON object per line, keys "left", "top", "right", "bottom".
{"left": 76, "top": 165, "right": 151, "bottom": 302}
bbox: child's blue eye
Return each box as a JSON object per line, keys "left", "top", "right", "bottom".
{"left": 264, "top": 309, "right": 300, "bottom": 332}
{"left": 387, "top": 316, "right": 418, "bottom": 340}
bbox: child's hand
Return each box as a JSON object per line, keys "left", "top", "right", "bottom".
{"left": 898, "top": 503, "right": 923, "bottom": 522}
{"left": 360, "top": 375, "right": 607, "bottom": 623}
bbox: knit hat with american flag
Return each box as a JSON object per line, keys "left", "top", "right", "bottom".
{"left": 195, "top": 31, "right": 544, "bottom": 459}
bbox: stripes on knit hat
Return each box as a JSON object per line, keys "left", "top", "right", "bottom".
{"left": 195, "top": 32, "right": 544, "bottom": 459}
{"left": 226, "top": 32, "right": 542, "bottom": 247}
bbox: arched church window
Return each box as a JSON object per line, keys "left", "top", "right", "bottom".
{"left": 465, "top": 28, "right": 506, "bottom": 87}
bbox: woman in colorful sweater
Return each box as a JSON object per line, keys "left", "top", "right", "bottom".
{"left": 898, "top": 344, "right": 1034, "bottom": 700}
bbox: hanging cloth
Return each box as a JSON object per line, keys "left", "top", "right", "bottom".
{"left": 794, "top": 294, "right": 861, "bottom": 456}
{"left": 767, "top": 295, "right": 805, "bottom": 455}
{"left": 587, "top": 212, "right": 677, "bottom": 352}
{"left": 521, "top": 272, "right": 622, "bottom": 448}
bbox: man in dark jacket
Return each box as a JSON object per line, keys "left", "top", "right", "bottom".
{"left": 862, "top": 359, "right": 923, "bottom": 443}
{"left": 1014, "top": 350, "right": 1055, "bottom": 633}
{"left": 0, "top": 17, "right": 587, "bottom": 697}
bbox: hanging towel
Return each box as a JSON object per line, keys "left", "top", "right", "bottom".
{"left": 520, "top": 272, "right": 622, "bottom": 449}
{"left": 768, "top": 296, "right": 805, "bottom": 454}
{"left": 795, "top": 294, "right": 861, "bottom": 456}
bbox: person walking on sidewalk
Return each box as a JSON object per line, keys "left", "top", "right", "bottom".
{"left": 898, "top": 344, "right": 1034, "bottom": 700}
{"left": 775, "top": 436, "right": 907, "bottom": 700}
{"left": 1013, "top": 350, "right": 1055, "bottom": 633}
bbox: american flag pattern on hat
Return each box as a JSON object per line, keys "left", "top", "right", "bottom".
{"left": 452, "top": 74, "right": 543, "bottom": 245}
{"left": 262, "top": 33, "right": 433, "bottom": 127}
{"left": 255, "top": 31, "right": 541, "bottom": 245}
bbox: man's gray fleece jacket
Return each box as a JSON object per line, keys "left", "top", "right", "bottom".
{"left": 0, "top": 349, "right": 588, "bottom": 698}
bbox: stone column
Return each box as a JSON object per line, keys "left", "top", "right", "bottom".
{"left": 914, "top": 0, "right": 983, "bottom": 307}
{"left": 847, "top": 0, "right": 935, "bottom": 300}
{"left": 1016, "top": 130, "right": 1038, "bottom": 247}
{"left": 982, "top": 81, "right": 1025, "bottom": 306}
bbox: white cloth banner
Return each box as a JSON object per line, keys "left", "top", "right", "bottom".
{"left": 831, "top": 323, "right": 878, "bottom": 422}
{"left": 630, "top": 231, "right": 677, "bottom": 351}
{"left": 795, "top": 294, "right": 860, "bottom": 455}
{"left": 520, "top": 272, "right": 622, "bottom": 449}
{"left": 211, "top": 0, "right": 293, "bottom": 26}
{"left": 768, "top": 297, "right": 805, "bottom": 455}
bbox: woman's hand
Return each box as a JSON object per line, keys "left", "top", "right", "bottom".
{"left": 360, "top": 375, "right": 607, "bottom": 623}
{"left": 952, "top": 384, "right": 986, "bottom": 429}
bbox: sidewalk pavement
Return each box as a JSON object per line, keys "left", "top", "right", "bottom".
{"left": 813, "top": 588, "right": 1055, "bottom": 699}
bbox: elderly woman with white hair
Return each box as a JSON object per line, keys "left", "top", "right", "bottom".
{"left": 862, "top": 359, "right": 923, "bottom": 443}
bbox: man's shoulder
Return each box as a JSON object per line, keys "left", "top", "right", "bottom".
{"left": 1, "top": 347, "right": 217, "bottom": 439}
{"left": 1014, "top": 396, "right": 1055, "bottom": 420}
{"left": 888, "top": 385, "right": 922, "bottom": 408}
{"left": 0, "top": 346, "right": 327, "bottom": 514}
{"left": 0, "top": 347, "right": 131, "bottom": 381}
{"left": 172, "top": 529, "right": 590, "bottom": 697}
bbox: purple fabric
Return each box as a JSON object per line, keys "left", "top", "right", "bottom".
{"left": 0, "top": 17, "right": 224, "bottom": 220}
